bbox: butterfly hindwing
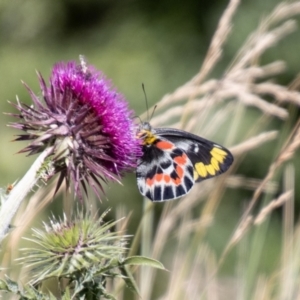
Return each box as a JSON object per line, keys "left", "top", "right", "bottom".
{"left": 137, "top": 138, "right": 195, "bottom": 202}
{"left": 137, "top": 123, "right": 234, "bottom": 202}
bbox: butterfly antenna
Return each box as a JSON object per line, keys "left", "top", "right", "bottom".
{"left": 133, "top": 115, "right": 143, "bottom": 124}
{"left": 150, "top": 104, "right": 157, "bottom": 122}
{"left": 142, "top": 83, "right": 150, "bottom": 121}
{"left": 142, "top": 83, "right": 158, "bottom": 122}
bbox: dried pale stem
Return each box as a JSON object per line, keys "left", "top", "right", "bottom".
{"left": 140, "top": 199, "right": 154, "bottom": 299}
{"left": 218, "top": 120, "right": 300, "bottom": 272}
{"left": 137, "top": 1, "right": 300, "bottom": 298}
{"left": 254, "top": 190, "right": 292, "bottom": 225}
{"left": 230, "top": 131, "right": 278, "bottom": 155}
{"left": 227, "top": 175, "right": 278, "bottom": 193}
{"left": 243, "top": 121, "right": 300, "bottom": 221}
{"left": 0, "top": 148, "right": 53, "bottom": 244}
{"left": 192, "top": 0, "right": 241, "bottom": 85}
{"left": 229, "top": 20, "right": 297, "bottom": 73}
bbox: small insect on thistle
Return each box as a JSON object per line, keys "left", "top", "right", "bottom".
{"left": 136, "top": 87, "right": 234, "bottom": 202}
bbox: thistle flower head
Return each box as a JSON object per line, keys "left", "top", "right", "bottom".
{"left": 9, "top": 58, "right": 142, "bottom": 198}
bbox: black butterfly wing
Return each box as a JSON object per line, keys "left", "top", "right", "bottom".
{"left": 155, "top": 128, "right": 234, "bottom": 182}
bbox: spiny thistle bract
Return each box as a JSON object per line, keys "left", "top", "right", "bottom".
{"left": 9, "top": 58, "right": 142, "bottom": 199}
{"left": 21, "top": 211, "right": 128, "bottom": 284}
{"left": 17, "top": 211, "right": 164, "bottom": 299}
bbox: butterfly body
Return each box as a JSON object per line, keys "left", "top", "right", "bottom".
{"left": 137, "top": 122, "right": 233, "bottom": 202}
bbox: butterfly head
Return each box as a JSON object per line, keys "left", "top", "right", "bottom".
{"left": 137, "top": 122, "right": 158, "bottom": 146}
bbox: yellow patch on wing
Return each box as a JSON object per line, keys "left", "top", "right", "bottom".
{"left": 211, "top": 157, "right": 220, "bottom": 171}
{"left": 195, "top": 162, "right": 207, "bottom": 177}
{"left": 193, "top": 170, "right": 199, "bottom": 181}
{"left": 194, "top": 146, "right": 229, "bottom": 179}
{"left": 210, "top": 147, "right": 227, "bottom": 163}
{"left": 206, "top": 164, "right": 216, "bottom": 176}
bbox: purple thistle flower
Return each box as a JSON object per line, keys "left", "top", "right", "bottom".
{"left": 9, "top": 59, "right": 142, "bottom": 199}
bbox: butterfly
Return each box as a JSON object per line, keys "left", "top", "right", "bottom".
{"left": 136, "top": 122, "right": 234, "bottom": 202}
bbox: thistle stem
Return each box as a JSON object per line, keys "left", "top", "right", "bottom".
{"left": 140, "top": 198, "right": 154, "bottom": 298}
{"left": 0, "top": 148, "right": 53, "bottom": 244}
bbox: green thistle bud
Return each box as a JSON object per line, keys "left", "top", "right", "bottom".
{"left": 21, "top": 210, "right": 128, "bottom": 284}
{"left": 4, "top": 210, "right": 164, "bottom": 299}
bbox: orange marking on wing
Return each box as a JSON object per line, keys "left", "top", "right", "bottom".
{"left": 146, "top": 178, "right": 154, "bottom": 187}
{"left": 164, "top": 175, "right": 171, "bottom": 183}
{"left": 171, "top": 177, "right": 182, "bottom": 185}
{"left": 154, "top": 173, "right": 163, "bottom": 182}
{"left": 156, "top": 141, "right": 174, "bottom": 150}
{"left": 147, "top": 173, "right": 163, "bottom": 187}
{"left": 174, "top": 153, "right": 188, "bottom": 165}
{"left": 176, "top": 165, "right": 184, "bottom": 178}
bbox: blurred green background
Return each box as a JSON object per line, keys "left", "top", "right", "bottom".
{"left": 1, "top": 0, "right": 300, "bottom": 297}
{"left": 1, "top": 0, "right": 297, "bottom": 195}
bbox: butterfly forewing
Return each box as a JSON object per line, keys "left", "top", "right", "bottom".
{"left": 159, "top": 131, "right": 234, "bottom": 182}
